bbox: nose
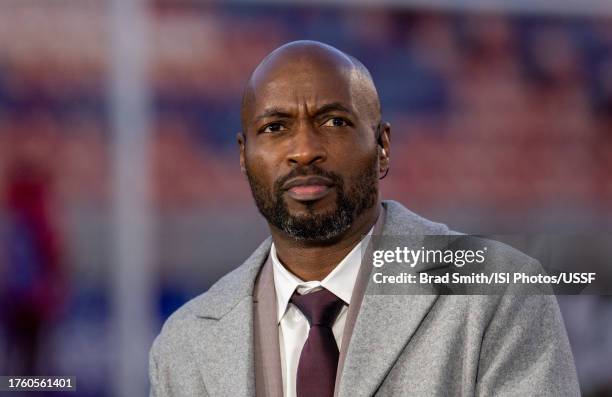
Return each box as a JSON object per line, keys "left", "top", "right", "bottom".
{"left": 286, "top": 122, "right": 327, "bottom": 166}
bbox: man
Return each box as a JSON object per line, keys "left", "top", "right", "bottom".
{"left": 149, "top": 41, "right": 580, "bottom": 396}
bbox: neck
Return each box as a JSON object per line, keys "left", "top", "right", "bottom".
{"left": 270, "top": 202, "right": 381, "bottom": 281}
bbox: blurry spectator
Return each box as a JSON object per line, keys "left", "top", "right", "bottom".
{"left": 0, "top": 161, "right": 67, "bottom": 375}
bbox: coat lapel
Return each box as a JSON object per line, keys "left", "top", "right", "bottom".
{"left": 190, "top": 238, "right": 272, "bottom": 397}
{"left": 192, "top": 296, "right": 257, "bottom": 396}
{"left": 336, "top": 293, "right": 439, "bottom": 397}
{"left": 336, "top": 201, "right": 448, "bottom": 397}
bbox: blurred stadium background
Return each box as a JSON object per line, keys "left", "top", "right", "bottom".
{"left": 0, "top": 0, "right": 611, "bottom": 395}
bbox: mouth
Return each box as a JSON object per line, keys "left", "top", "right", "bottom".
{"left": 282, "top": 176, "right": 334, "bottom": 202}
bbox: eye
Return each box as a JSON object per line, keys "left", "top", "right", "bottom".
{"left": 322, "top": 117, "right": 349, "bottom": 127}
{"left": 261, "top": 122, "right": 286, "bottom": 134}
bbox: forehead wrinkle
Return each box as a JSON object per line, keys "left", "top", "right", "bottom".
{"left": 254, "top": 68, "right": 352, "bottom": 118}
{"left": 241, "top": 41, "right": 381, "bottom": 132}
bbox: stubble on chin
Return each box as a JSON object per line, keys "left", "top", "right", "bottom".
{"left": 245, "top": 154, "right": 378, "bottom": 243}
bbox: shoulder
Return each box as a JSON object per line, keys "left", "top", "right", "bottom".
{"left": 383, "top": 200, "right": 540, "bottom": 268}
{"left": 381, "top": 200, "right": 450, "bottom": 235}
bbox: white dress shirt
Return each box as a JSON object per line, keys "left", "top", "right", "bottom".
{"left": 270, "top": 228, "right": 373, "bottom": 397}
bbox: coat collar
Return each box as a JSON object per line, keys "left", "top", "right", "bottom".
{"left": 188, "top": 200, "right": 450, "bottom": 397}
{"left": 190, "top": 200, "right": 449, "bottom": 320}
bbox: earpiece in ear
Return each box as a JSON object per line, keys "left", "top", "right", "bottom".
{"left": 376, "top": 123, "right": 384, "bottom": 148}
{"left": 381, "top": 148, "right": 386, "bottom": 156}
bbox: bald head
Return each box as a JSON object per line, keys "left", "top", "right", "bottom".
{"left": 241, "top": 40, "right": 381, "bottom": 133}
{"left": 237, "top": 41, "right": 391, "bottom": 245}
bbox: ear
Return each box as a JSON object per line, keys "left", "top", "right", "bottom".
{"left": 378, "top": 122, "right": 391, "bottom": 177}
{"left": 237, "top": 132, "right": 247, "bottom": 175}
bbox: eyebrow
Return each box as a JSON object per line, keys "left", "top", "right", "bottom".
{"left": 313, "top": 102, "right": 353, "bottom": 118}
{"left": 254, "top": 102, "right": 353, "bottom": 122}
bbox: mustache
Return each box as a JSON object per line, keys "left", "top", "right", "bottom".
{"left": 274, "top": 165, "right": 343, "bottom": 194}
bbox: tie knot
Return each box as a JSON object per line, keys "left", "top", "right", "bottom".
{"left": 290, "top": 288, "right": 345, "bottom": 327}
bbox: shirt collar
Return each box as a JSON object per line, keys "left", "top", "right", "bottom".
{"left": 271, "top": 227, "right": 373, "bottom": 324}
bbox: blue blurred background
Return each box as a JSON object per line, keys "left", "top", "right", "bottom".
{"left": 0, "top": 0, "right": 611, "bottom": 395}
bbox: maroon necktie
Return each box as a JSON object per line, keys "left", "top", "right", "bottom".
{"left": 290, "top": 288, "right": 345, "bottom": 397}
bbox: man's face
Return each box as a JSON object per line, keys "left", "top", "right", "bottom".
{"left": 239, "top": 56, "right": 381, "bottom": 243}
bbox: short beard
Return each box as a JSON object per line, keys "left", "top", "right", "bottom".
{"left": 245, "top": 154, "right": 378, "bottom": 243}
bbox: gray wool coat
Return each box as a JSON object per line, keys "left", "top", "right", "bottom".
{"left": 149, "top": 200, "right": 580, "bottom": 397}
